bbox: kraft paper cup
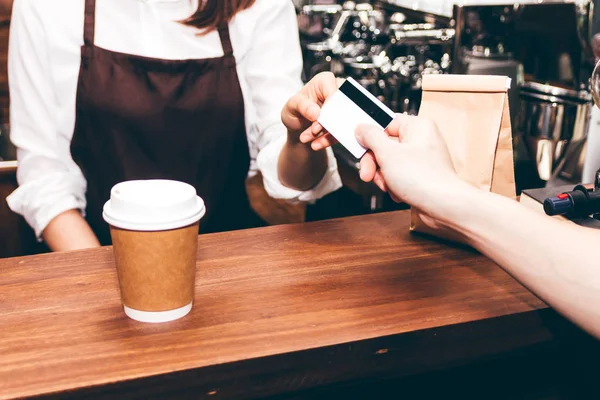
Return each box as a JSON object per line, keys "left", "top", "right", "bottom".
{"left": 102, "top": 180, "right": 206, "bottom": 323}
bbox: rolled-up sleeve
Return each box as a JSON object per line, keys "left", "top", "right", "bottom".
{"left": 246, "top": 0, "right": 342, "bottom": 202}
{"left": 257, "top": 128, "right": 342, "bottom": 202}
{"left": 6, "top": 0, "right": 87, "bottom": 238}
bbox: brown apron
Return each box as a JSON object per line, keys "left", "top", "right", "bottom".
{"left": 71, "top": 0, "right": 258, "bottom": 246}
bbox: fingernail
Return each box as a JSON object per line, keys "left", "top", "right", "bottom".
{"left": 355, "top": 130, "right": 362, "bottom": 142}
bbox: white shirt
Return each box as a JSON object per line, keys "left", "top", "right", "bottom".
{"left": 6, "top": 0, "right": 342, "bottom": 238}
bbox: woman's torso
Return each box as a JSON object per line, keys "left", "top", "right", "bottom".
{"left": 23, "top": 0, "right": 282, "bottom": 177}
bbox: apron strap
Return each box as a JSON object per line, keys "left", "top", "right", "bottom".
{"left": 83, "top": 0, "right": 96, "bottom": 46}
{"left": 217, "top": 23, "right": 234, "bottom": 57}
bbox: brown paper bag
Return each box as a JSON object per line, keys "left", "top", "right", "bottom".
{"left": 411, "top": 74, "right": 516, "bottom": 241}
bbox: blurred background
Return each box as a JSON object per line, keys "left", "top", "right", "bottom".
{"left": 2, "top": 0, "right": 600, "bottom": 256}
{"left": 293, "top": 0, "right": 600, "bottom": 223}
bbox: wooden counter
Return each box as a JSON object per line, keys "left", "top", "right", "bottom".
{"left": 0, "top": 211, "right": 596, "bottom": 399}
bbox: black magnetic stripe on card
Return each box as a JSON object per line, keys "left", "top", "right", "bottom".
{"left": 339, "top": 80, "right": 394, "bottom": 128}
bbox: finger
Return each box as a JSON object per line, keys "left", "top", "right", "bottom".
{"left": 300, "top": 121, "right": 324, "bottom": 143}
{"left": 389, "top": 191, "right": 402, "bottom": 203}
{"left": 282, "top": 94, "right": 321, "bottom": 130}
{"left": 388, "top": 113, "right": 427, "bottom": 143}
{"left": 373, "top": 170, "right": 388, "bottom": 192}
{"left": 385, "top": 113, "right": 414, "bottom": 138}
{"left": 359, "top": 151, "right": 377, "bottom": 182}
{"left": 311, "top": 133, "right": 338, "bottom": 151}
{"left": 355, "top": 124, "right": 393, "bottom": 155}
{"left": 299, "top": 125, "right": 316, "bottom": 144}
{"left": 385, "top": 119, "right": 401, "bottom": 138}
{"left": 299, "top": 122, "right": 322, "bottom": 143}
{"left": 312, "top": 72, "right": 339, "bottom": 104}
{"left": 296, "top": 96, "right": 321, "bottom": 121}
{"left": 312, "top": 122, "right": 323, "bottom": 135}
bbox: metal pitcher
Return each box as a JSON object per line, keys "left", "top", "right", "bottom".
{"left": 518, "top": 82, "right": 592, "bottom": 182}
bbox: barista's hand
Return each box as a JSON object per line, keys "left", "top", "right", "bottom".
{"left": 355, "top": 114, "right": 461, "bottom": 213}
{"left": 282, "top": 72, "right": 341, "bottom": 150}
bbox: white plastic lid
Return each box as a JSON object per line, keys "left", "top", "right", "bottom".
{"left": 102, "top": 180, "right": 206, "bottom": 231}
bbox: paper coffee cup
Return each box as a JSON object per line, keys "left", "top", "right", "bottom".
{"left": 102, "top": 180, "right": 206, "bottom": 323}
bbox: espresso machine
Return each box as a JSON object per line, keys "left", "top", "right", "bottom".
{"left": 297, "top": 1, "right": 454, "bottom": 115}
{"left": 296, "top": 0, "right": 600, "bottom": 218}
{"left": 296, "top": 0, "right": 457, "bottom": 218}
{"left": 452, "top": 1, "right": 598, "bottom": 190}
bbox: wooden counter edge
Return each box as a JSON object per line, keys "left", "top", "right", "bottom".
{"left": 30, "top": 308, "right": 567, "bottom": 400}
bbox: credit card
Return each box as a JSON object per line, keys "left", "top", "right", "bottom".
{"left": 318, "top": 77, "right": 395, "bottom": 159}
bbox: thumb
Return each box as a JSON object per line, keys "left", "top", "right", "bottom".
{"left": 355, "top": 124, "right": 392, "bottom": 155}
{"left": 309, "top": 72, "right": 338, "bottom": 104}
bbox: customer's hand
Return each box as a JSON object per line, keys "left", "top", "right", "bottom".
{"left": 281, "top": 72, "right": 341, "bottom": 150}
{"left": 355, "top": 114, "right": 462, "bottom": 216}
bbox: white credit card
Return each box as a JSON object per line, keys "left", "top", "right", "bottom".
{"left": 318, "top": 77, "right": 395, "bottom": 159}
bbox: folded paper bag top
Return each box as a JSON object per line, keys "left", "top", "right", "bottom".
{"left": 411, "top": 74, "right": 516, "bottom": 242}
{"left": 421, "top": 74, "right": 512, "bottom": 93}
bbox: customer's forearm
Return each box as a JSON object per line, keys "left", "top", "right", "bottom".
{"left": 434, "top": 182, "right": 600, "bottom": 338}
{"left": 42, "top": 209, "right": 101, "bottom": 252}
{"left": 278, "top": 140, "right": 327, "bottom": 191}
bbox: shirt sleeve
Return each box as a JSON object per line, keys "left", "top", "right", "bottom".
{"left": 6, "top": 0, "right": 87, "bottom": 239}
{"left": 245, "top": 0, "right": 342, "bottom": 202}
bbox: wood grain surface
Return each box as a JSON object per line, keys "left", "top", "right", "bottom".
{"left": 0, "top": 211, "right": 554, "bottom": 399}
